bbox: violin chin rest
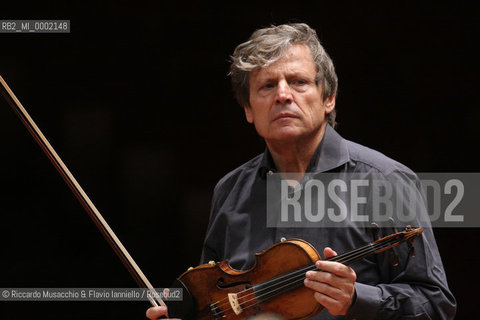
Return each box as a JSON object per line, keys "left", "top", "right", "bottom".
{"left": 165, "top": 278, "right": 195, "bottom": 320}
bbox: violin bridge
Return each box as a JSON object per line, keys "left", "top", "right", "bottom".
{"left": 228, "top": 293, "right": 243, "bottom": 315}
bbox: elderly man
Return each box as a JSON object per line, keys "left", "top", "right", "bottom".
{"left": 147, "top": 23, "right": 456, "bottom": 320}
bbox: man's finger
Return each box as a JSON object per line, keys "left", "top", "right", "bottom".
{"left": 323, "top": 247, "right": 337, "bottom": 259}
{"left": 304, "top": 277, "right": 342, "bottom": 298}
{"left": 314, "top": 260, "right": 356, "bottom": 280}
{"left": 313, "top": 291, "right": 352, "bottom": 316}
{"left": 146, "top": 306, "right": 168, "bottom": 320}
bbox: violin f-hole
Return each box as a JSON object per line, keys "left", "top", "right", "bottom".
{"left": 216, "top": 277, "right": 251, "bottom": 289}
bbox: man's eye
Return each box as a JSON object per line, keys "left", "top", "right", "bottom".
{"left": 294, "top": 80, "right": 307, "bottom": 85}
{"left": 261, "top": 83, "right": 274, "bottom": 89}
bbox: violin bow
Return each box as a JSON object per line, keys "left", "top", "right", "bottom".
{"left": 0, "top": 75, "right": 166, "bottom": 311}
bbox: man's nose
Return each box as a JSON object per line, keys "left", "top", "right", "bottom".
{"left": 275, "top": 80, "right": 293, "bottom": 105}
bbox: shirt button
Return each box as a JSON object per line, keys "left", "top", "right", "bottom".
{"left": 280, "top": 237, "right": 286, "bottom": 242}
{"left": 267, "top": 170, "right": 273, "bottom": 176}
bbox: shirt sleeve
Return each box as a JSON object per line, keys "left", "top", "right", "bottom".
{"left": 345, "top": 172, "right": 456, "bottom": 320}
{"left": 199, "top": 180, "right": 225, "bottom": 265}
{"left": 345, "top": 227, "right": 456, "bottom": 319}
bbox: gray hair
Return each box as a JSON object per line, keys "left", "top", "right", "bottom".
{"left": 229, "top": 23, "right": 338, "bottom": 127}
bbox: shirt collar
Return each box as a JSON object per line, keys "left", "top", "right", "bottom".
{"left": 258, "top": 125, "right": 350, "bottom": 178}
{"left": 258, "top": 147, "right": 276, "bottom": 178}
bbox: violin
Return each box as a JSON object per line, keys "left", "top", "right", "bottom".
{"left": 1, "top": 75, "right": 423, "bottom": 320}
{"left": 166, "top": 227, "right": 422, "bottom": 320}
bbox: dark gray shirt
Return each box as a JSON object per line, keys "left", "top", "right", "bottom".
{"left": 201, "top": 125, "right": 456, "bottom": 320}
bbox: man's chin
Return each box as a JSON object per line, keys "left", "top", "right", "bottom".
{"left": 265, "top": 129, "right": 306, "bottom": 143}
{"left": 264, "top": 126, "right": 325, "bottom": 145}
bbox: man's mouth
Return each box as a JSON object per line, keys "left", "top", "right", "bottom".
{"left": 272, "top": 112, "right": 298, "bottom": 121}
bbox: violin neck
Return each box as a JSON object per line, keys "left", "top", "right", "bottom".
{"left": 327, "top": 232, "right": 406, "bottom": 266}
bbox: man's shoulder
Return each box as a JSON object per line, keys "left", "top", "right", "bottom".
{"left": 212, "top": 153, "right": 264, "bottom": 197}
{"left": 345, "top": 139, "right": 414, "bottom": 176}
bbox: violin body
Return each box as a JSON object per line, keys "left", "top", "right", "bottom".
{"left": 167, "top": 239, "right": 323, "bottom": 320}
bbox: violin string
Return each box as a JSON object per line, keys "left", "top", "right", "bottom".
{"left": 211, "top": 237, "right": 402, "bottom": 319}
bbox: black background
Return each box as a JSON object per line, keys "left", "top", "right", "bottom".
{"left": 0, "top": 2, "right": 478, "bottom": 319}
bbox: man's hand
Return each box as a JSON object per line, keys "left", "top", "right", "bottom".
{"left": 146, "top": 306, "right": 182, "bottom": 320}
{"left": 303, "top": 247, "right": 357, "bottom": 316}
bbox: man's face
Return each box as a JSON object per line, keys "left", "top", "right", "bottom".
{"left": 245, "top": 44, "right": 335, "bottom": 144}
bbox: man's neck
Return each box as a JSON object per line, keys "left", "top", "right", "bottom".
{"left": 266, "top": 124, "right": 327, "bottom": 175}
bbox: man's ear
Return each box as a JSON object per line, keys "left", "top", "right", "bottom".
{"left": 324, "top": 96, "right": 336, "bottom": 114}
{"left": 243, "top": 105, "right": 254, "bottom": 123}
